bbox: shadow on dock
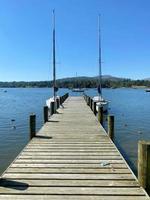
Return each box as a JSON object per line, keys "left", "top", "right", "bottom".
{"left": 48, "top": 120, "right": 59, "bottom": 123}
{"left": 55, "top": 111, "right": 63, "bottom": 114}
{"left": 0, "top": 178, "right": 29, "bottom": 190}
{"left": 35, "top": 135, "right": 53, "bottom": 139}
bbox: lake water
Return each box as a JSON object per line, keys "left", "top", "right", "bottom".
{"left": 0, "top": 87, "right": 150, "bottom": 175}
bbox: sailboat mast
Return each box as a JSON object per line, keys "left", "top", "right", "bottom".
{"left": 98, "top": 14, "right": 102, "bottom": 98}
{"left": 53, "top": 10, "right": 56, "bottom": 103}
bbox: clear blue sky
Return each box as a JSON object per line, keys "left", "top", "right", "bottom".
{"left": 0, "top": 0, "right": 150, "bottom": 81}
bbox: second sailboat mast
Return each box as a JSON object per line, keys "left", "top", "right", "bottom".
{"left": 98, "top": 14, "right": 102, "bottom": 98}
{"left": 53, "top": 10, "right": 56, "bottom": 103}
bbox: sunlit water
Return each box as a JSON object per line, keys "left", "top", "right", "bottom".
{"left": 0, "top": 87, "right": 150, "bottom": 175}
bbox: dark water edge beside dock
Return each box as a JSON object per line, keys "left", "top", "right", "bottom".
{"left": 0, "top": 87, "right": 150, "bottom": 176}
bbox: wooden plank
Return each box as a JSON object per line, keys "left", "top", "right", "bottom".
{"left": 30, "top": 139, "right": 110, "bottom": 142}
{"left": 25, "top": 145, "right": 115, "bottom": 149}
{"left": 3, "top": 173, "right": 134, "bottom": 180}
{"left": 11, "top": 163, "right": 128, "bottom": 168}
{"left": 23, "top": 149, "right": 117, "bottom": 152}
{"left": 14, "top": 159, "right": 124, "bottom": 164}
{"left": 18, "top": 155, "right": 121, "bottom": 160}
{"left": 30, "top": 141, "right": 110, "bottom": 144}
{"left": 21, "top": 152, "right": 119, "bottom": 156}
{"left": 0, "top": 195, "right": 148, "bottom": 200}
{"left": 27, "top": 143, "right": 114, "bottom": 146}
{"left": 25, "top": 148, "right": 117, "bottom": 151}
{"left": 0, "top": 186, "right": 145, "bottom": 195}
{"left": 0, "top": 179, "right": 140, "bottom": 187}
{"left": 7, "top": 167, "right": 131, "bottom": 174}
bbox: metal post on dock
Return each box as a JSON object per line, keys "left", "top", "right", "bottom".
{"left": 98, "top": 106, "right": 103, "bottom": 124}
{"left": 58, "top": 98, "right": 60, "bottom": 107}
{"left": 93, "top": 101, "right": 97, "bottom": 115}
{"left": 108, "top": 115, "right": 114, "bottom": 141}
{"left": 61, "top": 93, "right": 68, "bottom": 103}
{"left": 43, "top": 106, "right": 48, "bottom": 123}
{"left": 85, "top": 95, "right": 87, "bottom": 103}
{"left": 29, "top": 113, "right": 36, "bottom": 139}
{"left": 90, "top": 98, "right": 93, "bottom": 110}
{"left": 50, "top": 101, "right": 55, "bottom": 115}
{"left": 138, "top": 141, "right": 150, "bottom": 191}
{"left": 61, "top": 94, "right": 63, "bottom": 102}
{"left": 59, "top": 93, "right": 69, "bottom": 106}
{"left": 86, "top": 96, "right": 88, "bottom": 104}
{"left": 86, "top": 96, "right": 89, "bottom": 105}
{"left": 56, "top": 98, "right": 59, "bottom": 109}
{"left": 54, "top": 101, "right": 57, "bottom": 113}
{"left": 87, "top": 97, "right": 90, "bottom": 106}
{"left": 84, "top": 95, "right": 87, "bottom": 102}
{"left": 61, "top": 95, "right": 63, "bottom": 104}
{"left": 62, "top": 95, "right": 65, "bottom": 103}
{"left": 59, "top": 96, "right": 62, "bottom": 105}
{"left": 83, "top": 94, "right": 85, "bottom": 101}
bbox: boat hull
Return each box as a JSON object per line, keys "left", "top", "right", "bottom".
{"left": 72, "top": 89, "right": 84, "bottom": 92}
{"left": 96, "top": 101, "right": 108, "bottom": 112}
{"left": 145, "top": 89, "right": 150, "bottom": 92}
{"left": 92, "top": 96, "right": 109, "bottom": 112}
{"left": 46, "top": 96, "right": 60, "bottom": 108}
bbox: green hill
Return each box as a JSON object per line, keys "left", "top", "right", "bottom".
{"left": 0, "top": 75, "right": 150, "bottom": 88}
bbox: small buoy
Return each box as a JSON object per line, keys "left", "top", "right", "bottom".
{"left": 11, "top": 126, "right": 16, "bottom": 130}
{"left": 137, "top": 131, "right": 142, "bottom": 134}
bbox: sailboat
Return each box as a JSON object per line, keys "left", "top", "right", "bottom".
{"left": 46, "top": 10, "right": 59, "bottom": 110}
{"left": 72, "top": 73, "right": 85, "bottom": 92}
{"left": 72, "top": 88, "right": 84, "bottom": 92}
{"left": 93, "top": 15, "right": 109, "bottom": 112}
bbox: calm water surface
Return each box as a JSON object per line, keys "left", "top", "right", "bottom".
{"left": 0, "top": 88, "right": 150, "bottom": 175}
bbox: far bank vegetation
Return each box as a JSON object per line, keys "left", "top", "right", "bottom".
{"left": 0, "top": 77, "right": 150, "bottom": 88}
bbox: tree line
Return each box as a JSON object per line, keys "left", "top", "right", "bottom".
{"left": 0, "top": 78, "right": 150, "bottom": 88}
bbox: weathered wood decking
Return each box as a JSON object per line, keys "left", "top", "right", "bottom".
{"left": 0, "top": 96, "right": 149, "bottom": 199}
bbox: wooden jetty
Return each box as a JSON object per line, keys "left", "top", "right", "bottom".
{"left": 0, "top": 96, "right": 149, "bottom": 199}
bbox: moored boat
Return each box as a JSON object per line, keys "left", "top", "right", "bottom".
{"left": 93, "top": 15, "right": 109, "bottom": 112}
{"left": 145, "top": 89, "right": 150, "bottom": 92}
{"left": 46, "top": 10, "right": 59, "bottom": 110}
{"left": 93, "top": 96, "right": 108, "bottom": 112}
{"left": 72, "top": 88, "right": 84, "bottom": 92}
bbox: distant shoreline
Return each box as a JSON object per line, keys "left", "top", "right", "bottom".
{"left": 0, "top": 76, "right": 150, "bottom": 88}
{"left": 0, "top": 86, "right": 149, "bottom": 89}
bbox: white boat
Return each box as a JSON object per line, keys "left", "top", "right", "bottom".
{"left": 93, "top": 96, "right": 108, "bottom": 112}
{"left": 72, "top": 72, "right": 85, "bottom": 92}
{"left": 145, "top": 89, "right": 150, "bottom": 92}
{"left": 46, "top": 96, "right": 60, "bottom": 109}
{"left": 72, "top": 88, "right": 84, "bottom": 92}
{"left": 46, "top": 10, "right": 59, "bottom": 110}
{"left": 93, "top": 15, "right": 109, "bottom": 112}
